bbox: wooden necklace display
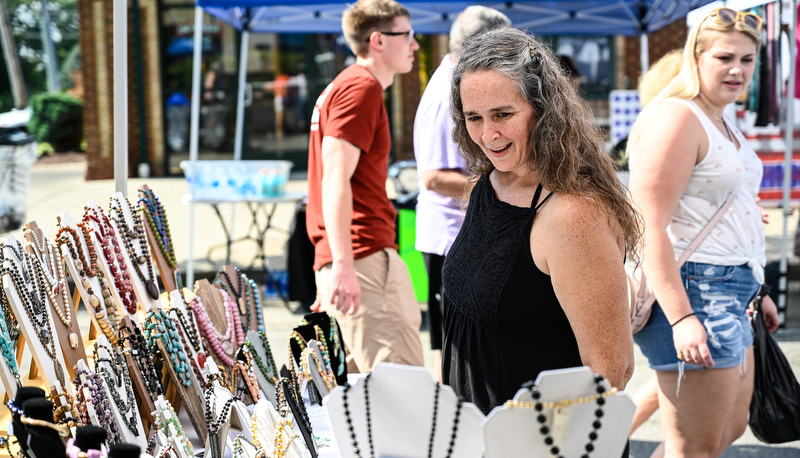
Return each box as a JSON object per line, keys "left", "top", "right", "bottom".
{"left": 136, "top": 185, "right": 181, "bottom": 293}
{"left": 483, "top": 366, "right": 634, "bottom": 458}
{"left": 1, "top": 236, "right": 71, "bottom": 392}
{"left": 56, "top": 212, "right": 121, "bottom": 345}
{"left": 193, "top": 279, "right": 244, "bottom": 367}
{"left": 23, "top": 221, "right": 86, "bottom": 375}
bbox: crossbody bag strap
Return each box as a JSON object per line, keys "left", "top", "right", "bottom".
{"left": 675, "top": 192, "right": 736, "bottom": 266}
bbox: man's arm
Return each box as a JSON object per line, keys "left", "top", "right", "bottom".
{"left": 422, "top": 169, "right": 469, "bottom": 200}
{"left": 314, "top": 136, "right": 362, "bottom": 315}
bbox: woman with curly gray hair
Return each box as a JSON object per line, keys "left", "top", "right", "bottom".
{"left": 441, "top": 26, "right": 642, "bottom": 417}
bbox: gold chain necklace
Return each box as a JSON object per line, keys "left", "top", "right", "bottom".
{"left": 698, "top": 98, "right": 724, "bottom": 122}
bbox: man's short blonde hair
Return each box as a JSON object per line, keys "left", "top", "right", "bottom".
{"left": 342, "top": 0, "right": 411, "bottom": 57}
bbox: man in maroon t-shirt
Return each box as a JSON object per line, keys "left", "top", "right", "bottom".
{"left": 306, "top": 0, "right": 424, "bottom": 373}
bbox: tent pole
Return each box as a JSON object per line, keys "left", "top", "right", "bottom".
{"left": 640, "top": 33, "right": 649, "bottom": 75}
{"left": 234, "top": 30, "right": 249, "bottom": 161}
{"left": 779, "top": 0, "right": 797, "bottom": 327}
{"left": 187, "top": 6, "right": 205, "bottom": 288}
{"left": 113, "top": 0, "right": 128, "bottom": 195}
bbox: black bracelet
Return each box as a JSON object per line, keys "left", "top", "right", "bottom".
{"left": 670, "top": 312, "right": 695, "bottom": 327}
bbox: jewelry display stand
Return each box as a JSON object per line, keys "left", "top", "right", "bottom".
{"left": 93, "top": 335, "right": 147, "bottom": 448}
{"left": 304, "top": 340, "right": 331, "bottom": 399}
{"left": 220, "top": 265, "right": 261, "bottom": 332}
{"left": 24, "top": 221, "right": 87, "bottom": 376}
{"left": 74, "top": 359, "right": 105, "bottom": 427}
{"left": 203, "top": 381, "right": 254, "bottom": 458}
{"left": 152, "top": 396, "right": 193, "bottom": 458}
{"left": 83, "top": 202, "right": 139, "bottom": 319}
{"left": 138, "top": 185, "right": 180, "bottom": 293}
{"left": 324, "top": 363, "right": 485, "bottom": 458}
{"left": 57, "top": 212, "right": 123, "bottom": 346}
{"left": 170, "top": 289, "right": 209, "bottom": 399}
{"left": 482, "top": 366, "right": 635, "bottom": 458}
{"left": 1, "top": 236, "right": 72, "bottom": 393}
{"left": 108, "top": 193, "right": 161, "bottom": 313}
{"left": 252, "top": 398, "right": 310, "bottom": 458}
{"left": 244, "top": 330, "right": 277, "bottom": 407}
{"left": 117, "top": 315, "right": 158, "bottom": 426}
{"left": 194, "top": 279, "right": 241, "bottom": 367}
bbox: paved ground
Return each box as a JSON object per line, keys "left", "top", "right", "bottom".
{"left": 2, "top": 156, "right": 799, "bottom": 455}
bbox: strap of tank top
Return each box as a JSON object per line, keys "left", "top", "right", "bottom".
{"left": 532, "top": 186, "right": 553, "bottom": 211}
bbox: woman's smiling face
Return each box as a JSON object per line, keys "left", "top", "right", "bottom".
{"left": 460, "top": 69, "right": 536, "bottom": 175}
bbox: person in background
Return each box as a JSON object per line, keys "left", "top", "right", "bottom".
{"left": 412, "top": 5, "right": 510, "bottom": 381}
{"left": 627, "top": 8, "right": 779, "bottom": 456}
{"left": 443, "top": 27, "right": 641, "bottom": 419}
{"left": 306, "top": 0, "right": 424, "bottom": 373}
{"left": 557, "top": 54, "right": 581, "bottom": 90}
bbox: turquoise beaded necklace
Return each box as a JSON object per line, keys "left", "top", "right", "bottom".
{"left": 144, "top": 309, "right": 192, "bottom": 388}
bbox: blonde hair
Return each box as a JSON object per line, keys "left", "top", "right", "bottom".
{"left": 652, "top": 9, "right": 762, "bottom": 105}
{"left": 638, "top": 50, "right": 682, "bottom": 108}
{"left": 451, "top": 28, "right": 642, "bottom": 261}
{"left": 342, "top": 0, "right": 410, "bottom": 57}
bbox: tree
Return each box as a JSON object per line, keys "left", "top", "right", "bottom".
{"left": 0, "top": 0, "right": 79, "bottom": 111}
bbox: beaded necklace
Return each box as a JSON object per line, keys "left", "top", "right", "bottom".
{"left": 504, "top": 374, "right": 617, "bottom": 458}
{"left": 272, "top": 417, "right": 301, "bottom": 458}
{"left": 144, "top": 309, "right": 192, "bottom": 388}
{"left": 137, "top": 188, "right": 178, "bottom": 270}
{"left": 170, "top": 307, "right": 208, "bottom": 389}
{"left": 24, "top": 229, "right": 76, "bottom": 347}
{"left": 193, "top": 293, "right": 243, "bottom": 366}
{"left": 120, "top": 325, "right": 163, "bottom": 400}
{"left": 73, "top": 368, "right": 122, "bottom": 443}
{"left": 0, "top": 248, "right": 19, "bottom": 345}
{"left": 83, "top": 206, "right": 137, "bottom": 314}
{"left": 246, "top": 277, "right": 265, "bottom": 332}
{"left": 93, "top": 342, "right": 139, "bottom": 436}
{"left": 342, "top": 377, "right": 463, "bottom": 458}
{"left": 233, "top": 357, "right": 261, "bottom": 402}
{"left": 0, "top": 264, "right": 65, "bottom": 386}
{"left": 24, "top": 229, "right": 68, "bottom": 302}
{"left": 300, "top": 347, "right": 334, "bottom": 391}
{"left": 241, "top": 336, "right": 276, "bottom": 385}
{"left": 110, "top": 196, "right": 160, "bottom": 300}
{"left": 205, "top": 387, "right": 238, "bottom": 458}
{"left": 5, "top": 239, "right": 30, "bottom": 281}
{"left": 217, "top": 268, "right": 254, "bottom": 335}
{"left": 153, "top": 399, "right": 193, "bottom": 457}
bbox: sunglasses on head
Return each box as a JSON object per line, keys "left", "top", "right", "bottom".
{"left": 709, "top": 7, "right": 763, "bottom": 31}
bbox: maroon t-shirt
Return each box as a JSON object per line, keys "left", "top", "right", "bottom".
{"left": 306, "top": 65, "right": 397, "bottom": 271}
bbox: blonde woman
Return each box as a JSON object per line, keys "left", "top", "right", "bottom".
{"left": 627, "top": 8, "right": 779, "bottom": 456}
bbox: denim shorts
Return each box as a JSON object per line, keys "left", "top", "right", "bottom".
{"left": 634, "top": 262, "right": 759, "bottom": 371}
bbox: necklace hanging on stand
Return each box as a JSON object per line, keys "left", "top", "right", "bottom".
{"left": 111, "top": 196, "right": 160, "bottom": 301}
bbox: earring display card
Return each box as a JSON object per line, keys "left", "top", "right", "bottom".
{"left": 609, "top": 90, "right": 641, "bottom": 145}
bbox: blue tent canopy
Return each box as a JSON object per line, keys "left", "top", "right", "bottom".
{"left": 195, "top": 0, "right": 714, "bottom": 36}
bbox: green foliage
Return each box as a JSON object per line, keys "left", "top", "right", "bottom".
{"left": 28, "top": 92, "right": 82, "bottom": 151}
{"left": 37, "top": 142, "right": 54, "bottom": 156}
{"left": 0, "top": 0, "right": 80, "bottom": 102}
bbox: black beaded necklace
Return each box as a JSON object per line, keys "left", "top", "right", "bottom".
{"left": 120, "top": 325, "right": 163, "bottom": 400}
{"left": 507, "top": 373, "right": 615, "bottom": 458}
{"left": 342, "top": 376, "right": 463, "bottom": 458}
{"left": 217, "top": 268, "right": 249, "bottom": 333}
{"left": 93, "top": 342, "right": 139, "bottom": 436}
{"left": 0, "top": 264, "right": 65, "bottom": 386}
{"left": 110, "top": 197, "right": 160, "bottom": 301}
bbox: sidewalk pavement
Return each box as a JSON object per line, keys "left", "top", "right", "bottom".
{"left": 3, "top": 158, "right": 800, "bottom": 456}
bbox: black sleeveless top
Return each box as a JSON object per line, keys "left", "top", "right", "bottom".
{"left": 441, "top": 173, "right": 582, "bottom": 415}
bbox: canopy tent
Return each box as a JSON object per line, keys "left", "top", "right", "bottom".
{"left": 195, "top": 0, "right": 715, "bottom": 36}
{"left": 178, "top": 0, "right": 797, "bottom": 295}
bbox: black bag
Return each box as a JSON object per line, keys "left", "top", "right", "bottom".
{"left": 748, "top": 297, "right": 800, "bottom": 443}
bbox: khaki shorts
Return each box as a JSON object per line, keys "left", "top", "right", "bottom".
{"left": 315, "top": 248, "right": 424, "bottom": 373}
